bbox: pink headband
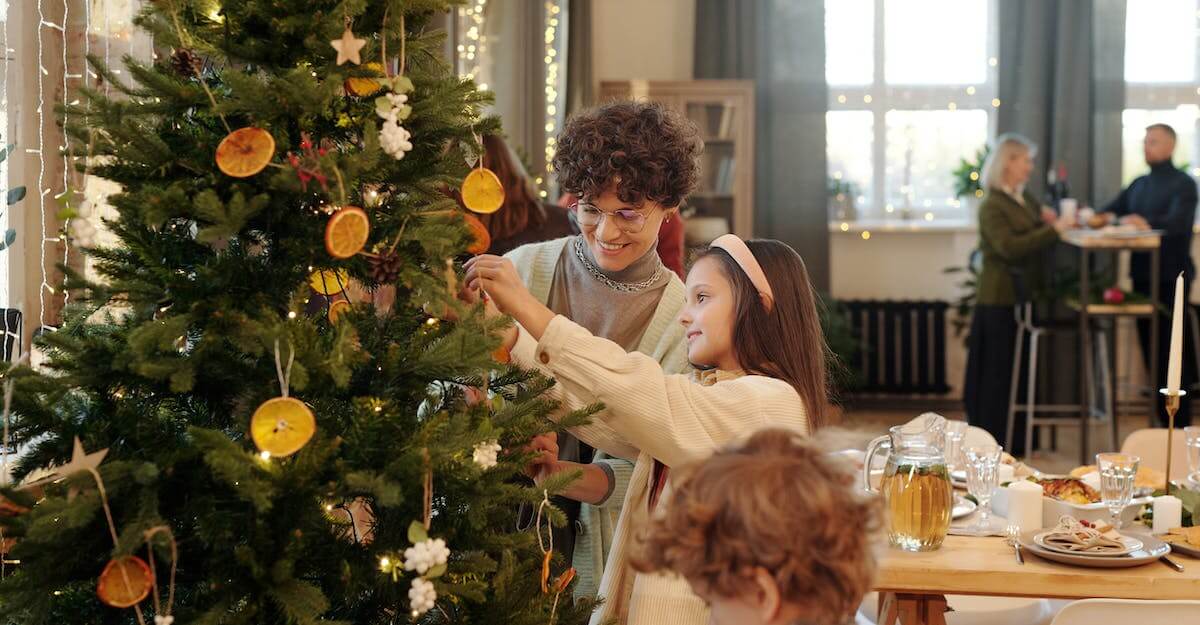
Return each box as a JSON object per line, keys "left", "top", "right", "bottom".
{"left": 710, "top": 234, "right": 775, "bottom": 311}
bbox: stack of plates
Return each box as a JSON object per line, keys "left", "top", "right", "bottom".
{"left": 1019, "top": 529, "right": 1170, "bottom": 568}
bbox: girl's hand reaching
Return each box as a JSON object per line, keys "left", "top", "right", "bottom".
{"left": 464, "top": 255, "right": 557, "bottom": 340}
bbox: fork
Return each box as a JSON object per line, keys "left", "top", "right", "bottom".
{"left": 1005, "top": 525, "right": 1024, "bottom": 565}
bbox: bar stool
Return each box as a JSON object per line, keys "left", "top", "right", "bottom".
{"left": 1004, "top": 269, "right": 1114, "bottom": 456}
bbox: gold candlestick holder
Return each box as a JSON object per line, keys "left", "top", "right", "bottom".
{"left": 1159, "top": 388, "right": 1187, "bottom": 497}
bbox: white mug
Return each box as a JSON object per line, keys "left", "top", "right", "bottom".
{"left": 1079, "top": 207, "right": 1096, "bottom": 225}
{"left": 1059, "top": 198, "right": 1078, "bottom": 221}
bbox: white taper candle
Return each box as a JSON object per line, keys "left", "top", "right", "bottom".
{"left": 1168, "top": 272, "right": 1184, "bottom": 395}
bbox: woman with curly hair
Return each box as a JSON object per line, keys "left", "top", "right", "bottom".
{"left": 633, "top": 429, "right": 881, "bottom": 625}
{"left": 487, "top": 101, "right": 703, "bottom": 600}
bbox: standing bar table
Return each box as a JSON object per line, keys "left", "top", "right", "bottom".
{"left": 1061, "top": 229, "right": 1162, "bottom": 464}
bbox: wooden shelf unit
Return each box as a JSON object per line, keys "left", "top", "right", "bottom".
{"left": 598, "top": 80, "right": 756, "bottom": 241}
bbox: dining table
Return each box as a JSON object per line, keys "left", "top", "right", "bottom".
{"left": 874, "top": 531, "right": 1200, "bottom": 625}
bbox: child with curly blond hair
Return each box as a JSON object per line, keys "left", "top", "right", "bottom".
{"left": 632, "top": 429, "right": 882, "bottom": 625}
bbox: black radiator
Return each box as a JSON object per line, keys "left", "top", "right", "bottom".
{"left": 842, "top": 300, "right": 951, "bottom": 394}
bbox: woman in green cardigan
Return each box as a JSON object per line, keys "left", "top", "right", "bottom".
{"left": 964, "top": 133, "right": 1074, "bottom": 455}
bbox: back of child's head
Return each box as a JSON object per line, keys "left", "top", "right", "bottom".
{"left": 633, "top": 428, "right": 881, "bottom": 625}
{"left": 696, "top": 239, "right": 833, "bottom": 429}
{"left": 551, "top": 100, "right": 702, "bottom": 208}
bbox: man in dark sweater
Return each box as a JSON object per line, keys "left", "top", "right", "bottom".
{"left": 1101, "top": 123, "right": 1199, "bottom": 426}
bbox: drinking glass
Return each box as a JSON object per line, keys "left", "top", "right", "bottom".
{"left": 1185, "top": 426, "right": 1200, "bottom": 482}
{"left": 1097, "top": 453, "right": 1139, "bottom": 530}
{"left": 964, "top": 445, "right": 1002, "bottom": 532}
{"left": 944, "top": 420, "right": 968, "bottom": 476}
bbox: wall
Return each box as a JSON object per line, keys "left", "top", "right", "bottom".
{"left": 830, "top": 223, "right": 978, "bottom": 398}
{"left": 591, "top": 0, "right": 694, "bottom": 82}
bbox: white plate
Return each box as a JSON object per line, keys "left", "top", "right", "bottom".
{"left": 1033, "top": 531, "right": 1143, "bottom": 557}
{"left": 952, "top": 494, "right": 977, "bottom": 520}
{"left": 1021, "top": 530, "right": 1170, "bottom": 568}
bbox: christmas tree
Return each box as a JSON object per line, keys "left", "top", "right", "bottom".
{"left": 0, "top": 1, "right": 592, "bottom": 624}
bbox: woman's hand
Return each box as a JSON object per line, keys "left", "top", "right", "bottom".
{"left": 1040, "top": 206, "right": 1058, "bottom": 225}
{"left": 1052, "top": 214, "right": 1075, "bottom": 234}
{"left": 524, "top": 432, "right": 560, "bottom": 481}
{"left": 464, "top": 255, "right": 532, "bottom": 315}
{"left": 464, "top": 255, "right": 556, "bottom": 340}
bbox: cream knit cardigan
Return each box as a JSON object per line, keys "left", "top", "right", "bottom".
{"left": 505, "top": 237, "right": 690, "bottom": 600}
{"left": 511, "top": 315, "right": 811, "bottom": 625}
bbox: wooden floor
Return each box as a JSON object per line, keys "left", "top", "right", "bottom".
{"left": 838, "top": 405, "right": 1155, "bottom": 475}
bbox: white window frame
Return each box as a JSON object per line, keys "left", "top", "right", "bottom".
{"left": 1123, "top": 0, "right": 1200, "bottom": 181}
{"left": 827, "top": 0, "right": 999, "bottom": 219}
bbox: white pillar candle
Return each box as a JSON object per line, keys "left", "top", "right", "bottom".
{"left": 998, "top": 464, "right": 1016, "bottom": 484}
{"left": 1168, "top": 272, "right": 1184, "bottom": 395}
{"left": 1153, "top": 495, "right": 1183, "bottom": 535}
{"left": 1006, "top": 480, "right": 1044, "bottom": 531}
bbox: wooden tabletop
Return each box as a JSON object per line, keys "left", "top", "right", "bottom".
{"left": 875, "top": 535, "right": 1200, "bottom": 600}
{"left": 1061, "top": 230, "right": 1161, "bottom": 249}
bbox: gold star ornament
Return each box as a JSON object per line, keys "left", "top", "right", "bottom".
{"left": 330, "top": 26, "right": 366, "bottom": 66}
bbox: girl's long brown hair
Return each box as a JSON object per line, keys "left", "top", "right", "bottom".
{"left": 476, "top": 134, "right": 545, "bottom": 241}
{"left": 698, "top": 240, "right": 832, "bottom": 429}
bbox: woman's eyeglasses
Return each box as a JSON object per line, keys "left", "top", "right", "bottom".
{"left": 570, "top": 201, "right": 652, "bottom": 234}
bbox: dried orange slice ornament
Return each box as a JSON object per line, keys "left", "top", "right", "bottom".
{"left": 309, "top": 269, "right": 350, "bottom": 295}
{"left": 552, "top": 567, "right": 576, "bottom": 595}
{"left": 96, "top": 555, "right": 153, "bottom": 608}
{"left": 540, "top": 548, "right": 553, "bottom": 593}
{"left": 328, "top": 299, "right": 351, "bottom": 323}
{"left": 461, "top": 168, "right": 504, "bottom": 214}
{"left": 324, "top": 207, "right": 370, "bottom": 259}
{"left": 463, "top": 212, "right": 491, "bottom": 254}
{"left": 251, "top": 397, "right": 316, "bottom": 458}
{"left": 215, "top": 127, "right": 275, "bottom": 178}
{"left": 345, "top": 62, "right": 385, "bottom": 97}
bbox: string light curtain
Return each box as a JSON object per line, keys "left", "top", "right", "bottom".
{"left": 3, "top": 0, "right": 146, "bottom": 344}
{"left": 452, "top": 0, "right": 568, "bottom": 200}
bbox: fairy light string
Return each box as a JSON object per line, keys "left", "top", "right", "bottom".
{"left": 36, "top": 0, "right": 49, "bottom": 327}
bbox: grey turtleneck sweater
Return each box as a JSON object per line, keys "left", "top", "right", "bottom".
{"left": 547, "top": 236, "right": 672, "bottom": 351}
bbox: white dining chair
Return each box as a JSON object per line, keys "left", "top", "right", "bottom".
{"left": 1120, "top": 428, "right": 1190, "bottom": 478}
{"left": 1050, "top": 599, "right": 1200, "bottom": 624}
{"left": 858, "top": 592, "right": 1062, "bottom": 625}
{"left": 964, "top": 424, "right": 998, "bottom": 450}
{"left": 901, "top": 415, "right": 997, "bottom": 450}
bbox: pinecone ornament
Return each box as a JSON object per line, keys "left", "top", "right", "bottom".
{"left": 369, "top": 250, "right": 402, "bottom": 283}
{"left": 170, "top": 48, "right": 203, "bottom": 77}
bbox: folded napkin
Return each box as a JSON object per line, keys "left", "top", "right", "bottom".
{"left": 1040, "top": 516, "right": 1126, "bottom": 554}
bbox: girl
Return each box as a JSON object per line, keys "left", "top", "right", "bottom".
{"left": 465, "top": 235, "right": 831, "bottom": 625}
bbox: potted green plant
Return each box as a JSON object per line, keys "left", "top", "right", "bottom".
{"left": 952, "top": 145, "right": 989, "bottom": 217}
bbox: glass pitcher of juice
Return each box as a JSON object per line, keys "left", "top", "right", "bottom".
{"left": 862, "top": 413, "right": 953, "bottom": 552}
